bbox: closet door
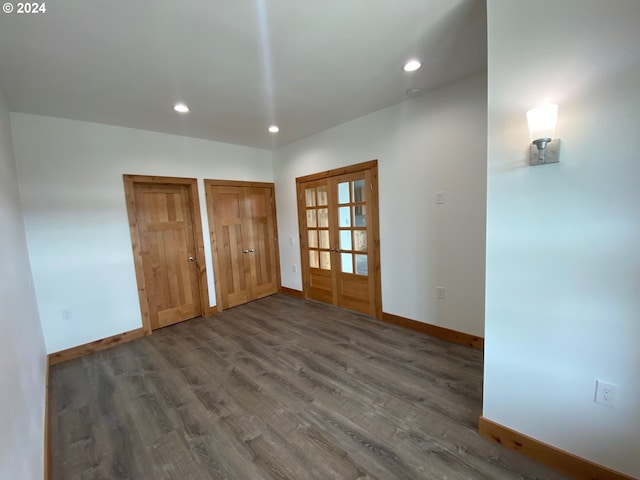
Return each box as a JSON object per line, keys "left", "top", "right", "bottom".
{"left": 297, "top": 161, "right": 381, "bottom": 318}
{"left": 208, "top": 185, "right": 252, "bottom": 309}
{"left": 206, "top": 181, "right": 280, "bottom": 310}
{"left": 245, "top": 186, "right": 280, "bottom": 299}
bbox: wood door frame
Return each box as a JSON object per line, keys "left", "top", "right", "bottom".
{"left": 204, "top": 179, "right": 282, "bottom": 312}
{"left": 296, "top": 160, "right": 382, "bottom": 319}
{"left": 123, "top": 174, "right": 211, "bottom": 334}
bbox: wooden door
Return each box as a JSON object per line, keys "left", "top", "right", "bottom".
{"left": 245, "top": 186, "right": 280, "bottom": 298}
{"left": 208, "top": 185, "right": 252, "bottom": 308}
{"left": 124, "top": 176, "right": 209, "bottom": 332}
{"left": 297, "top": 161, "right": 382, "bottom": 318}
{"left": 206, "top": 181, "right": 280, "bottom": 310}
{"left": 333, "top": 170, "right": 376, "bottom": 315}
{"left": 299, "top": 178, "right": 334, "bottom": 305}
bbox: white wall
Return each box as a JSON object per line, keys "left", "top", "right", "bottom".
{"left": 11, "top": 114, "right": 273, "bottom": 353}
{"left": 484, "top": 1, "right": 640, "bottom": 477}
{"left": 273, "top": 74, "right": 487, "bottom": 337}
{"left": 0, "top": 93, "right": 47, "bottom": 477}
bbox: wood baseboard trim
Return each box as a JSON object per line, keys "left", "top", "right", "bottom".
{"left": 280, "top": 287, "right": 305, "bottom": 299}
{"left": 48, "top": 327, "right": 147, "bottom": 366}
{"left": 478, "top": 416, "right": 635, "bottom": 480}
{"left": 381, "top": 312, "right": 484, "bottom": 349}
{"left": 44, "top": 356, "right": 51, "bottom": 480}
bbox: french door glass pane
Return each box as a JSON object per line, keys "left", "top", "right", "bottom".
{"left": 306, "top": 209, "right": 317, "bottom": 228}
{"left": 352, "top": 179, "right": 366, "bottom": 202}
{"left": 305, "top": 188, "right": 316, "bottom": 207}
{"left": 309, "top": 250, "right": 319, "bottom": 269}
{"left": 308, "top": 230, "right": 318, "bottom": 248}
{"left": 338, "top": 182, "right": 350, "bottom": 204}
{"left": 317, "top": 186, "right": 328, "bottom": 206}
{"left": 341, "top": 253, "right": 353, "bottom": 273}
{"left": 340, "top": 230, "right": 352, "bottom": 250}
{"left": 319, "top": 230, "right": 330, "bottom": 249}
{"left": 354, "top": 205, "right": 366, "bottom": 227}
{"left": 353, "top": 230, "right": 367, "bottom": 251}
{"left": 318, "top": 208, "right": 329, "bottom": 228}
{"left": 355, "top": 254, "right": 368, "bottom": 275}
{"left": 339, "top": 206, "right": 351, "bottom": 227}
{"left": 320, "top": 251, "right": 331, "bottom": 270}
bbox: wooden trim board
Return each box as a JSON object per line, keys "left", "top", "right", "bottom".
{"left": 369, "top": 164, "right": 383, "bottom": 319}
{"left": 478, "top": 417, "right": 635, "bottom": 480}
{"left": 48, "top": 328, "right": 147, "bottom": 366}
{"left": 280, "top": 287, "right": 305, "bottom": 299}
{"left": 44, "top": 356, "right": 51, "bottom": 480}
{"left": 382, "top": 312, "right": 484, "bottom": 349}
{"left": 295, "top": 160, "right": 379, "bottom": 183}
{"left": 203, "top": 179, "right": 275, "bottom": 188}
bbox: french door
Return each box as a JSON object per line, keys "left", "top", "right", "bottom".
{"left": 296, "top": 161, "right": 381, "bottom": 318}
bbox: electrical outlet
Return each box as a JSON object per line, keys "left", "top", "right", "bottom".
{"left": 436, "top": 287, "right": 446, "bottom": 300}
{"left": 61, "top": 309, "right": 71, "bottom": 321}
{"left": 435, "top": 191, "right": 445, "bottom": 205}
{"left": 292, "top": 265, "right": 297, "bottom": 273}
{"left": 595, "top": 379, "right": 619, "bottom": 407}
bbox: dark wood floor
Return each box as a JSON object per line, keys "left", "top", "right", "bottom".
{"left": 51, "top": 294, "right": 570, "bottom": 479}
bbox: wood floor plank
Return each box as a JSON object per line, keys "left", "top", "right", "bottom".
{"left": 51, "top": 294, "right": 571, "bottom": 480}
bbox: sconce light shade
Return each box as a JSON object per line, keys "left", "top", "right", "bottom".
{"left": 526, "top": 104, "right": 560, "bottom": 165}
{"left": 527, "top": 104, "right": 558, "bottom": 141}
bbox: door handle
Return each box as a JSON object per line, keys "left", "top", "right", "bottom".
{"left": 249, "top": 248, "right": 255, "bottom": 253}
{"left": 243, "top": 249, "right": 250, "bottom": 253}
{"left": 188, "top": 256, "right": 195, "bottom": 262}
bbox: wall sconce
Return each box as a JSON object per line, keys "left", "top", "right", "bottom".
{"left": 526, "top": 104, "right": 560, "bottom": 166}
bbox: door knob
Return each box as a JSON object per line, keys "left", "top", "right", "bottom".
{"left": 249, "top": 248, "right": 255, "bottom": 253}
{"left": 243, "top": 249, "right": 250, "bottom": 253}
{"left": 188, "top": 256, "right": 195, "bottom": 262}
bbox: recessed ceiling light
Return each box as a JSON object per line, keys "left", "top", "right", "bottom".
{"left": 173, "top": 102, "right": 189, "bottom": 113}
{"left": 402, "top": 59, "right": 421, "bottom": 72}
{"left": 268, "top": 125, "right": 279, "bottom": 133}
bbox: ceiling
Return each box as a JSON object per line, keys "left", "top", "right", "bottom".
{"left": 0, "top": 0, "right": 486, "bottom": 149}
